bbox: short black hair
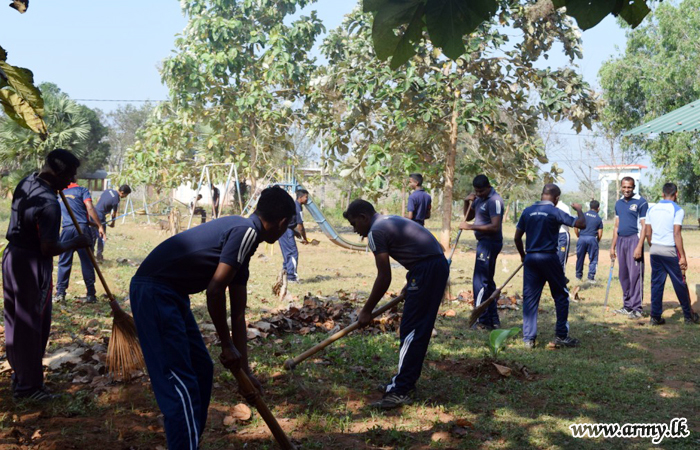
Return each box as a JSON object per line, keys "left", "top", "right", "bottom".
{"left": 542, "top": 183, "right": 561, "bottom": 198}
{"left": 621, "top": 176, "right": 635, "bottom": 187}
{"left": 663, "top": 182, "right": 678, "bottom": 196}
{"left": 119, "top": 184, "right": 132, "bottom": 195}
{"left": 255, "top": 186, "right": 295, "bottom": 222}
{"left": 409, "top": 173, "right": 423, "bottom": 186}
{"left": 45, "top": 149, "right": 80, "bottom": 174}
{"left": 472, "top": 174, "right": 490, "bottom": 189}
{"left": 343, "top": 199, "right": 376, "bottom": 219}
{"left": 296, "top": 189, "right": 309, "bottom": 199}
{"left": 590, "top": 200, "right": 600, "bottom": 210}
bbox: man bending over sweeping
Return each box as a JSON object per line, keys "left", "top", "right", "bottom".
{"left": 344, "top": 199, "right": 449, "bottom": 410}
{"left": 130, "top": 186, "right": 295, "bottom": 449}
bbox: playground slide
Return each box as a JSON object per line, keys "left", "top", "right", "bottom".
{"left": 304, "top": 195, "right": 368, "bottom": 252}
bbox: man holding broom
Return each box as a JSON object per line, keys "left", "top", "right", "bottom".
{"left": 459, "top": 175, "right": 504, "bottom": 331}
{"left": 3, "top": 149, "right": 91, "bottom": 401}
{"left": 514, "top": 184, "right": 586, "bottom": 349}
{"left": 129, "top": 186, "right": 295, "bottom": 449}
{"left": 344, "top": 199, "right": 449, "bottom": 410}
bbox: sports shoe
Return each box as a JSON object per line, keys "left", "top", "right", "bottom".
{"left": 376, "top": 384, "right": 417, "bottom": 395}
{"left": 371, "top": 392, "right": 413, "bottom": 410}
{"left": 523, "top": 339, "right": 536, "bottom": 349}
{"left": 630, "top": 310, "right": 644, "bottom": 319}
{"left": 554, "top": 336, "right": 581, "bottom": 348}
{"left": 53, "top": 294, "right": 65, "bottom": 303}
{"left": 85, "top": 295, "right": 97, "bottom": 304}
{"left": 95, "top": 254, "right": 104, "bottom": 263}
{"left": 613, "top": 307, "right": 632, "bottom": 316}
{"left": 649, "top": 316, "right": 666, "bottom": 326}
{"left": 13, "top": 386, "right": 56, "bottom": 403}
{"left": 684, "top": 312, "right": 700, "bottom": 324}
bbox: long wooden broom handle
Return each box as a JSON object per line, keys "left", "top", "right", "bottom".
{"left": 467, "top": 263, "right": 524, "bottom": 328}
{"left": 234, "top": 369, "right": 296, "bottom": 450}
{"left": 284, "top": 291, "right": 406, "bottom": 371}
{"left": 447, "top": 199, "right": 473, "bottom": 263}
{"left": 59, "top": 192, "right": 117, "bottom": 306}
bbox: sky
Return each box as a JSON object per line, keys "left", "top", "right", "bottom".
{"left": 0, "top": 1, "right": 647, "bottom": 193}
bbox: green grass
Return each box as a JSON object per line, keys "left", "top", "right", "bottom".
{"left": 1, "top": 211, "right": 699, "bottom": 448}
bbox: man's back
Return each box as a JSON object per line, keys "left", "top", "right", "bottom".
{"left": 59, "top": 183, "right": 92, "bottom": 226}
{"left": 647, "top": 200, "right": 684, "bottom": 246}
{"left": 95, "top": 189, "right": 121, "bottom": 222}
{"left": 580, "top": 210, "right": 603, "bottom": 237}
{"left": 517, "top": 202, "right": 575, "bottom": 253}
{"left": 368, "top": 215, "right": 443, "bottom": 270}
{"left": 407, "top": 190, "right": 431, "bottom": 224}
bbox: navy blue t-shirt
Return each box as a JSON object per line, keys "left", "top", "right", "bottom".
{"left": 288, "top": 200, "right": 303, "bottom": 229}
{"left": 60, "top": 183, "right": 92, "bottom": 226}
{"left": 615, "top": 195, "right": 648, "bottom": 237}
{"left": 367, "top": 214, "right": 444, "bottom": 270}
{"left": 135, "top": 214, "right": 263, "bottom": 294}
{"left": 472, "top": 188, "right": 504, "bottom": 242}
{"left": 5, "top": 173, "right": 61, "bottom": 252}
{"left": 95, "top": 189, "right": 121, "bottom": 222}
{"left": 580, "top": 210, "right": 603, "bottom": 237}
{"left": 407, "top": 189, "right": 431, "bottom": 224}
{"left": 516, "top": 201, "right": 577, "bottom": 253}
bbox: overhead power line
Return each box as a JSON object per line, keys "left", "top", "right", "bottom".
{"left": 74, "top": 99, "right": 168, "bottom": 103}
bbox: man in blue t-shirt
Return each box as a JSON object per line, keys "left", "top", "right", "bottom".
{"left": 514, "top": 184, "right": 585, "bottom": 348}
{"left": 574, "top": 200, "right": 604, "bottom": 281}
{"left": 610, "top": 177, "right": 648, "bottom": 318}
{"left": 459, "top": 175, "right": 504, "bottom": 330}
{"left": 92, "top": 184, "right": 131, "bottom": 262}
{"left": 54, "top": 182, "right": 106, "bottom": 304}
{"left": 344, "top": 199, "right": 448, "bottom": 410}
{"left": 3, "top": 149, "right": 91, "bottom": 401}
{"left": 644, "top": 183, "right": 699, "bottom": 325}
{"left": 129, "top": 187, "right": 295, "bottom": 450}
{"left": 278, "top": 189, "right": 309, "bottom": 282}
{"left": 406, "top": 173, "right": 431, "bottom": 226}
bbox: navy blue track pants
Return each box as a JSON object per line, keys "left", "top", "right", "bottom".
{"left": 522, "top": 252, "right": 571, "bottom": 342}
{"left": 575, "top": 236, "right": 599, "bottom": 280}
{"left": 473, "top": 240, "right": 503, "bottom": 327}
{"left": 650, "top": 255, "right": 693, "bottom": 320}
{"left": 278, "top": 228, "right": 298, "bottom": 281}
{"left": 56, "top": 225, "right": 96, "bottom": 296}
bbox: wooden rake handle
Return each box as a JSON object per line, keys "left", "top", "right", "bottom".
{"left": 59, "top": 192, "right": 118, "bottom": 310}
{"left": 284, "top": 292, "right": 406, "bottom": 371}
{"left": 233, "top": 369, "right": 296, "bottom": 450}
{"left": 467, "top": 263, "right": 524, "bottom": 328}
{"left": 447, "top": 200, "right": 473, "bottom": 263}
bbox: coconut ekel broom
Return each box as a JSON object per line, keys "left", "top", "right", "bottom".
{"left": 467, "top": 263, "right": 524, "bottom": 328}
{"left": 59, "top": 192, "right": 145, "bottom": 379}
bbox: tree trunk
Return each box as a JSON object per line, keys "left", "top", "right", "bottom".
{"left": 441, "top": 92, "right": 460, "bottom": 249}
{"left": 503, "top": 201, "right": 511, "bottom": 224}
{"left": 401, "top": 185, "right": 406, "bottom": 217}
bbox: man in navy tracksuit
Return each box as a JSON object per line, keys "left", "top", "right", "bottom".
{"left": 406, "top": 173, "right": 431, "bottom": 226}
{"left": 278, "top": 189, "right": 309, "bottom": 282}
{"left": 129, "top": 187, "right": 295, "bottom": 449}
{"left": 459, "top": 175, "right": 504, "bottom": 330}
{"left": 514, "top": 184, "right": 586, "bottom": 348}
{"left": 575, "top": 200, "right": 604, "bottom": 281}
{"left": 54, "top": 182, "right": 106, "bottom": 304}
{"left": 344, "top": 199, "right": 449, "bottom": 410}
{"left": 92, "top": 184, "right": 131, "bottom": 262}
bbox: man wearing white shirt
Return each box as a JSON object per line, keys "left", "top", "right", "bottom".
{"left": 644, "top": 183, "right": 699, "bottom": 325}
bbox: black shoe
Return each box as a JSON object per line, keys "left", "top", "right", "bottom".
{"left": 684, "top": 312, "right": 700, "bottom": 324}
{"left": 95, "top": 255, "right": 104, "bottom": 263}
{"left": 523, "top": 339, "right": 536, "bottom": 349}
{"left": 630, "top": 310, "right": 644, "bottom": 319}
{"left": 53, "top": 294, "right": 65, "bottom": 303}
{"left": 371, "top": 392, "right": 413, "bottom": 410}
{"left": 376, "top": 383, "right": 416, "bottom": 396}
{"left": 554, "top": 336, "right": 581, "bottom": 348}
{"left": 85, "top": 295, "right": 97, "bottom": 304}
{"left": 13, "top": 386, "right": 56, "bottom": 403}
{"left": 492, "top": 323, "right": 501, "bottom": 330}
{"left": 474, "top": 323, "right": 495, "bottom": 331}
{"left": 613, "top": 307, "right": 632, "bottom": 316}
{"left": 649, "top": 316, "right": 666, "bottom": 326}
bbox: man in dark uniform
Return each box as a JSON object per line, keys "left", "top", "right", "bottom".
{"left": 93, "top": 184, "right": 131, "bottom": 262}
{"left": 344, "top": 199, "right": 449, "bottom": 409}
{"left": 278, "top": 189, "right": 309, "bottom": 282}
{"left": 211, "top": 183, "right": 220, "bottom": 218}
{"left": 514, "top": 184, "right": 585, "bottom": 349}
{"left": 54, "top": 182, "right": 106, "bottom": 304}
{"left": 406, "top": 173, "right": 431, "bottom": 226}
{"left": 3, "top": 149, "right": 91, "bottom": 401}
{"left": 574, "top": 200, "right": 603, "bottom": 281}
{"left": 459, "top": 175, "right": 504, "bottom": 330}
{"left": 610, "top": 177, "right": 648, "bottom": 318}
{"left": 129, "top": 186, "right": 294, "bottom": 449}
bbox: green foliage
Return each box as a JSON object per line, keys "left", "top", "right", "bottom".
{"left": 488, "top": 327, "right": 521, "bottom": 357}
{"left": 103, "top": 103, "right": 154, "bottom": 173}
{"left": 364, "top": 0, "right": 660, "bottom": 68}
{"left": 599, "top": 0, "right": 700, "bottom": 202}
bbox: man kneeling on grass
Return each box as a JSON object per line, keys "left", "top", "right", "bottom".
{"left": 344, "top": 199, "right": 449, "bottom": 410}
{"left": 130, "top": 186, "right": 295, "bottom": 449}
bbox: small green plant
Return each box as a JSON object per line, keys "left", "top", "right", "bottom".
{"left": 488, "top": 327, "right": 521, "bottom": 357}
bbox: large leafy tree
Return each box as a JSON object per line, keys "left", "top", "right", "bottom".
{"left": 599, "top": 0, "right": 700, "bottom": 201}
{"left": 308, "top": 6, "right": 597, "bottom": 247}
{"left": 102, "top": 102, "right": 154, "bottom": 173}
{"left": 363, "top": 0, "right": 660, "bottom": 69}
{"left": 123, "top": 0, "right": 325, "bottom": 190}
